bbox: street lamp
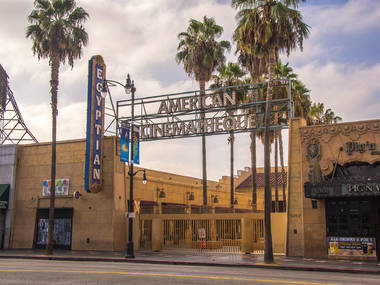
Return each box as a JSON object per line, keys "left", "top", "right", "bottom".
{"left": 102, "top": 74, "right": 145, "bottom": 258}
{"left": 124, "top": 74, "right": 138, "bottom": 258}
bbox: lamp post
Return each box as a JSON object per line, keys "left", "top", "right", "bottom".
{"left": 125, "top": 74, "right": 136, "bottom": 258}
{"left": 126, "top": 167, "right": 147, "bottom": 258}
{"left": 101, "top": 74, "right": 147, "bottom": 258}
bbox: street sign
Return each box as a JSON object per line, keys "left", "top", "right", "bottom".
{"left": 125, "top": 212, "right": 135, "bottom": 218}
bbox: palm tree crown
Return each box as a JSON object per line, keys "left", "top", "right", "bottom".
{"left": 26, "top": 0, "right": 89, "bottom": 67}
{"left": 176, "top": 16, "right": 231, "bottom": 83}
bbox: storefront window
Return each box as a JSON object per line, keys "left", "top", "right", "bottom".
{"left": 326, "top": 198, "right": 375, "bottom": 237}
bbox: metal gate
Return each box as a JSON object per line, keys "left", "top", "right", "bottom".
{"left": 139, "top": 213, "right": 267, "bottom": 254}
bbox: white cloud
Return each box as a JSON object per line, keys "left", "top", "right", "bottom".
{"left": 290, "top": 0, "right": 380, "bottom": 65}
{"left": 302, "top": 0, "right": 380, "bottom": 36}
{"left": 295, "top": 61, "right": 380, "bottom": 122}
{"left": 1, "top": 0, "right": 379, "bottom": 180}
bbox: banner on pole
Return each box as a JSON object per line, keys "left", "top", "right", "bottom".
{"left": 132, "top": 124, "right": 140, "bottom": 164}
{"left": 120, "top": 121, "right": 130, "bottom": 162}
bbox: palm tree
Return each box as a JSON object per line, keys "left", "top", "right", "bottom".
{"left": 232, "top": 0, "right": 309, "bottom": 263}
{"left": 176, "top": 16, "right": 231, "bottom": 207}
{"left": 234, "top": 21, "right": 268, "bottom": 213}
{"left": 26, "top": 0, "right": 89, "bottom": 254}
{"left": 211, "top": 62, "right": 247, "bottom": 209}
{"left": 292, "top": 80, "right": 312, "bottom": 122}
{"left": 211, "top": 62, "right": 247, "bottom": 89}
{"left": 274, "top": 60, "right": 297, "bottom": 212}
{"left": 309, "top": 102, "right": 342, "bottom": 125}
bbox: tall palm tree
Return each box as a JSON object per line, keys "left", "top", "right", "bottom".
{"left": 26, "top": 0, "right": 89, "bottom": 254}
{"left": 176, "top": 16, "right": 231, "bottom": 207}
{"left": 274, "top": 60, "right": 297, "bottom": 212}
{"left": 211, "top": 62, "right": 247, "bottom": 209}
{"left": 232, "top": 0, "right": 309, "bottom": 263}
{"left": 234, "top": 23, "right": 268, "bottom": 213}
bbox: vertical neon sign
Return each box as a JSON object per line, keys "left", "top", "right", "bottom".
{"left": 84, "top": 55, "right": 106, "bottom": 193}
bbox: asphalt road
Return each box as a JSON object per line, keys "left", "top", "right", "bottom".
{"left": 0, "top": 258, "right": 379, "bottom": 285}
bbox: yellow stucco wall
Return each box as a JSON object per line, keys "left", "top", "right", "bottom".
{"left": 130, "top": 166, "right": 255, "bottom": 211}
{"left": 10, "top": 135, "right": 286, "bottom": 252}
{"left": 286, "top": 118, "right": 306, "bottom": 257}
{"left": 271, "top": 212, "right": 287, "bottom": 253}
{"left": 11, "top": 137, "right": 126, "bottom": 251}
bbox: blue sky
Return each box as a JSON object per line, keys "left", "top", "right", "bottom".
{"left": 0, "top": 0, "right": 379, "bottom": 180}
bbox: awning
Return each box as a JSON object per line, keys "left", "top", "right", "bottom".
{"left": 0, "top": 184, "right": 10, "bottom": 210}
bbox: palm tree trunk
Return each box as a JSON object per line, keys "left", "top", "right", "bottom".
{"left": 230, "top": 132, "right": 234, "bottom": 209}
{"left": 250, "top": 131, "right": 257, "bottom": 211}
{"left": 274, "top": 132, "right": 279, "bottom": 212}
{"left": 46, "top": 57, "right": 60, "bottom": 255}
{"left": 199, "top": 80, "right": 207, "bottom": 207}
{"left": 279, "top": 131, "right": 286, "bottom": 212}
{"left": 250, "top": 87, "right": 258, "bottom": 212}
{"left": 264, "top": 48, "right": 275, "bottom": 264}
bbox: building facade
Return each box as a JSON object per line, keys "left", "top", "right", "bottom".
{"left": 3, "top": 136, "right": 283, "bottom": 251}
{"left": 287, "top": 118, "right": 380, "bottom": 260}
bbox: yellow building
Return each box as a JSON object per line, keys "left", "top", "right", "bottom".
{"left": 2, "top": 117, "right": 378, "bottom": 261}
{"left": 235, "top": 167, "right": 288, "bottom": 212}
{"left": 0, "top": 136, "right": 286, "bottom": 251}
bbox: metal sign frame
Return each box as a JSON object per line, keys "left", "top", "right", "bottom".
{"left": 115, "top": 80, "right": 292, "bottom": 142}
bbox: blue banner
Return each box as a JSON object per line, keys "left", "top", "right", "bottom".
{"left": 120, "top": 121, "right": 130, "bottom": 162}
{"left": 132, "top": 124, "right": 140, "bottom": 164}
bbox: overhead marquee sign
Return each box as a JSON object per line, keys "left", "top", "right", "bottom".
{"left": 85, "top": 55, "right": 106, "bottom": 193}
{"left": 117, "top": 81, "right": 291, "bottom": 142}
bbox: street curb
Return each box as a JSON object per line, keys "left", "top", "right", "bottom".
{"left": 0, "top": 255, "right": 379, "bottom": 275}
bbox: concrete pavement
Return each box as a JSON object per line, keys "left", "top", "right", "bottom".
{"left": 0, "top": 249, "right": 379, "bottom": 275}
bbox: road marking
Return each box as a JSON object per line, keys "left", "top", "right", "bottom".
{"left": 0, "top": 269, "right": 337, "bottom": 284}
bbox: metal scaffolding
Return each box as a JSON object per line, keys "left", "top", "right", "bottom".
{"left": 0, "top": 65, "right": 38, "bottom": 145}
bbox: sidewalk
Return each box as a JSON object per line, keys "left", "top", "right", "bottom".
{"left": 0, "top": 249, "right": 379, "bottom": 275}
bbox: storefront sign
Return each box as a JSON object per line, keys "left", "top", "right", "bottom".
{"left": 346, "top": 183, "right": 380, "bottom": 193}
{"left": 42, "top": 179, "right": 69, "bottom": 196}
{"left": 328, "top": 237, "right": 376, "bottom": 257}
{"left": 346, "top": 141, "right": 377, "bottom": 155}
{"left": 84, "top": 55, "right": 106, "bottom": 193}
{"left": 305, "top": 181, "right": 380, "bottom": 198}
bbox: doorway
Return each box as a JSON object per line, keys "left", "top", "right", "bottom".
{"left": 35, "top": 208, "right": 73, "bottom": 250}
